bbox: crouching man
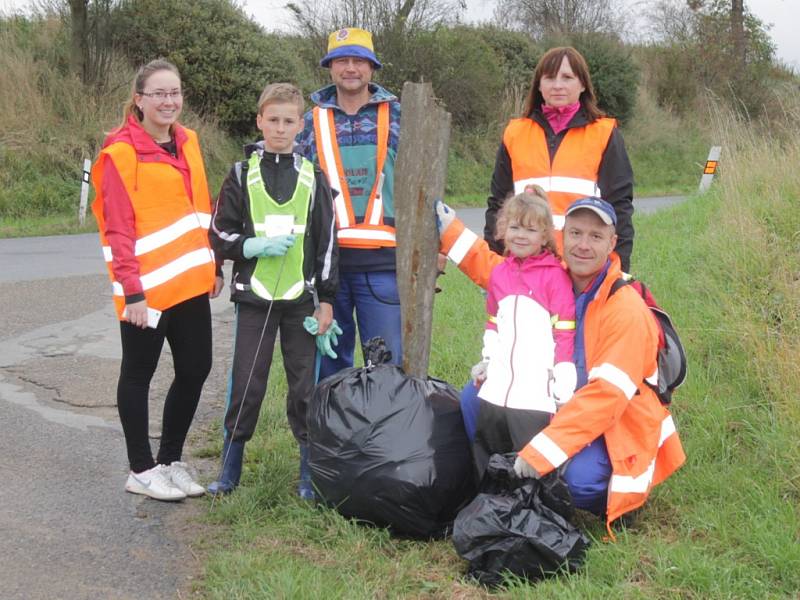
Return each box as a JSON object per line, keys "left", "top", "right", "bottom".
{"left": 438, "top": 197, "right": 686, "bottom": 533}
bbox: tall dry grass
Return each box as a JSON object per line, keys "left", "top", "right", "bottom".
{"left": 705, "top": 93, "right": 800, "bottom": 425}
{"left": 0, "top": 14, "right": 239, "bottom": 222}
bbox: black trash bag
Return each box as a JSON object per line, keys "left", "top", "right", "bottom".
{"left": 452, "top": 453, "right": 590, "bottom": 587}
{"left": 308, "top": 338, "right": 477, "bottom": 539}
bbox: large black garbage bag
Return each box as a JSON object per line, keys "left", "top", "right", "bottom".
{"left": 307, "top": 340, "right": 477, "bottom": 539}
{"left": 452, "top": 453, "right": 589, "bottom": 587}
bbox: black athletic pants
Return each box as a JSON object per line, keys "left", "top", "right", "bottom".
{"left": 473, "top": 399, "right": 552, "bottom": 482}
{"left": 117, "top": 293, "right": 212, "bottom": 473}
{"left": 224, "top": 299, "right": 316, "bottom": 445}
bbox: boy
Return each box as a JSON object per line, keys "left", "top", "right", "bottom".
{"left": 209, "top": 83, "right": 339, "bottom": 499}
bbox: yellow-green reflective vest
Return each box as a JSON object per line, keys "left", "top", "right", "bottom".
{"left": 247, "top": 153, "right": 313, "bottom": 300}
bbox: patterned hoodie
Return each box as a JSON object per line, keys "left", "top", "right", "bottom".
{"left": 296, "top": 82, "right": 401, "bottom": 273}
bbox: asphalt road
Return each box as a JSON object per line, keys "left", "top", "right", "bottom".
{"left": 0, "top": 194, "right": 684, "bottom": 598}
{"left": 0, "top": 239, "right": 236, "bottom": 599}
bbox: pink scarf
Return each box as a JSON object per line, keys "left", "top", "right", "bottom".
{"left": 541, "top": 101, "right": 581, "bottom": 134}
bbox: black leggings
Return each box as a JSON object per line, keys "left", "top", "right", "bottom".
{"left": 117, "top": 294, "right": 212, "bottom": 473}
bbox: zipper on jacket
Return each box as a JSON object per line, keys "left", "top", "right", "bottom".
{"left": 503, "top": 293, "right": 519, "bottom": 408}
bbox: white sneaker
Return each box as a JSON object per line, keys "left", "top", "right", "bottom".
{"left": 167, "top": 461, "right": 205, "bottom": 497}
{"left": 125, "top": 465, "right": 186, "bottom": 501}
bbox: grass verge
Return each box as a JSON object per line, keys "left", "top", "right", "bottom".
{"left": 193, "top": 106, "right": 800, "bottom": 596}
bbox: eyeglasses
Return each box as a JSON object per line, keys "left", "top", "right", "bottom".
{"left": 139, "top": 90, "right": 183, "bottom": 100}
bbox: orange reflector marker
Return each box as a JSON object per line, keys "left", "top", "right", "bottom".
{"left": 699, "top": 146, "right": 722, "bottom": 193}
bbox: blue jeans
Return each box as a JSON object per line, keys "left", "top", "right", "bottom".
{"left": 564, "top": 437, "right": 611, "bottom": 515}
{"left": 460, "top": 381, "right": 610, "bottom": 513}
{"left": 319, "top": 270, "right": 403, "bottom": 379}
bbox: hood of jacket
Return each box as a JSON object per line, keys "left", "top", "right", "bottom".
{"left": 103, "top": 115, "right": 189, "bottom": 155}
{"left": 310, "top": 82, "right": 397, "bottom": 110}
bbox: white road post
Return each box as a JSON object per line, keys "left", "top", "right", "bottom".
{"left": 78, "top": 158, "right": 91, "bottom": 225}
{"left": 698, "top": 146, "right": 721, "bottom": 193}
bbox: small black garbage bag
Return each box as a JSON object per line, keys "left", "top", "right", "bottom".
{"left": 452, "top": 453, "right": 589, "bottom": 587}
{"left": 308, "top": 338, "right": 477, "bottom": 539}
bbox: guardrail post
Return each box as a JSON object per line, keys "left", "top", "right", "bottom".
{"left": 698, "top": 146, "right": 721, "bottom": 193}
{"left": 78, "top": 158, "right": 91, "bottom": 225}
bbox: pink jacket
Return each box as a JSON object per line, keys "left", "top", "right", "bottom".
{"left": 478, "top": 250, "right": 576, "bottom": 412}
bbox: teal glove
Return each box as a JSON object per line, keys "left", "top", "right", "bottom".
{"left": 314, "top": 319, "right": 343, "bottom": 359}
{"left": 243, "top": 234, "right": 296, "bottom": 259}
{"left": 303, "top": 316, "right": 319, "bottom": 335}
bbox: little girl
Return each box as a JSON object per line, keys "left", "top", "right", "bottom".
{"left": 469, "top": 187, "right": 577, "bottom": 479}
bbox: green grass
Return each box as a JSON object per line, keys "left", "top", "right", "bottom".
{"left": 194, "top": 165, "right": 800, "bottom": 596}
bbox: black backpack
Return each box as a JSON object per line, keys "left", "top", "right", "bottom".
{"left": 609, "top": 278, "right": 687, "bottom": 405}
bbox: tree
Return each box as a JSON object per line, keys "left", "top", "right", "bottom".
{"left": 68, "top": 0, "right": 87, "bottom": 81}
{"left": 493, "top": 0, "right": 623, "bottom": 38}
{"left": 642, "top": 0, "right": 775, "bottom": 115}
{"left": 286, "top": 0, "right": 466, "bottom": 38}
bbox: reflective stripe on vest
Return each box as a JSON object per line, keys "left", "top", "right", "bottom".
{"left": 503, "top": 117, "right": 616, "bottom": 231}
{"left": 312, "top": 103, "right": 396, "bottom": 249}
{"left": 246, "top": 153, "right": 312, "bottom": 301}
{"left": 90, "top": 127, "right": 216, "bottom": 320}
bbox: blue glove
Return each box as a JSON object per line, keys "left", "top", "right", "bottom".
{"left": 434, "top": 199, "right": 455, "bottom": 235}
{"left": 243, "top": 235, "right": 296, "bottom": 259}
{"left": 315, "top": 319, "right": 343, "bottom": 359}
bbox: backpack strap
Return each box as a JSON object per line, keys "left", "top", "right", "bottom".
{"left": 609, "top": 277, "right": 631, "bottom": 297}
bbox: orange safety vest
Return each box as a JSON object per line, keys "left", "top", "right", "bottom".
{"left": 312, "top": 103, "right": 396, "bottom": 249}
{"left": 503, "top": 117, "right": 616, "bottom": 253}
{"left": 440, "top": 218, "right": 686, "bottom": 534}
{"left": 91, "top": 127, "right": 216, "bottom": 320}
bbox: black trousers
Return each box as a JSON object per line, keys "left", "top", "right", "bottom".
{"left": 224, "top": 299, "right": 316, "bottom": 444}
{"left": 473, "top": 399, "right": 552, "bottom": 482}
{"left": 117, "top": 294, "right": 212, "bottom": 473}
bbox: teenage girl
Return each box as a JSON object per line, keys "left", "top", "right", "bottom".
{"left": 91, "top": 59, "right": 223, "bottom": 501}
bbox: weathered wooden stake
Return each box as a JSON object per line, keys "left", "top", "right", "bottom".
{"left": 394, "top": 82, "right": 451, "bottom": 379}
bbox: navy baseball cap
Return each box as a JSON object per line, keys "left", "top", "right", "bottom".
{"left": 565, "top": 197, "right": 617, "bottom": 226}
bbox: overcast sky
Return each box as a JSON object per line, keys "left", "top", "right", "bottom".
{"left": 234, "top": 0, "right": 800, "bottom": 70}
{"left": 1, "top": 0, "right": 797, "bottom": 68}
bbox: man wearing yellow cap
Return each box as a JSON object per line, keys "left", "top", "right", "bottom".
{"left": 297, "top": 28, "right": 403, "bottom": 377}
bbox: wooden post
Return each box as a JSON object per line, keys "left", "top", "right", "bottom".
{"left": 394, "top": 82, "right": 451, "bottom": 379}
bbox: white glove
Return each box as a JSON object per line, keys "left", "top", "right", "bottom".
{"left": 513, "top": 455, "right": 540, "bottom": 479}
{"left": 551, "top": 361, "right": 577, "bottom": 407}
{"left": 434, "top": 199, "right": 455, "bottom": 235}
{"left": 470, "top": 360, "right": 488, "bottom": 385}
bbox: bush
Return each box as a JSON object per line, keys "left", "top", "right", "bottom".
{"left": 563, "top": 33, "right": 639, "bottom": 124}
{"left": 112, "top": 0, "right": 315, "bottom": 137}
{"left": 373, "top": 26, "right": 505, "bottom": 128}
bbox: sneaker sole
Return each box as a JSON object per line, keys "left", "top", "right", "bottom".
{"left": 125, "top": 482, "right": 186, "bottom": 502}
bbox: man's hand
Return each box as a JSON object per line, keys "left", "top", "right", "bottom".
{"left": 513, "top": 455, "right": 540, "bottom": 479}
